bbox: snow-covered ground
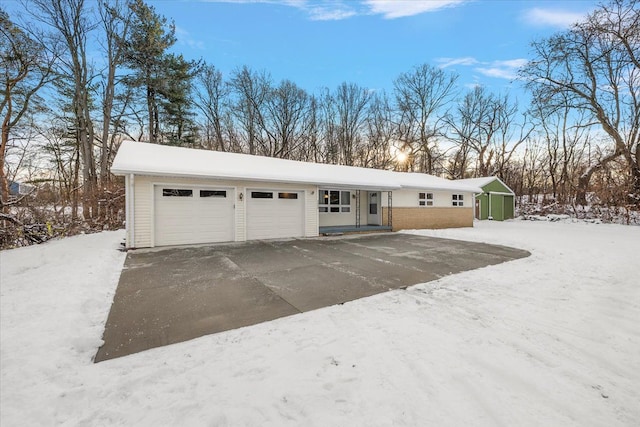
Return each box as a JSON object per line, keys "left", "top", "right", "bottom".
{"left": 1, "top": 221, "right": 638, "bottom": 426}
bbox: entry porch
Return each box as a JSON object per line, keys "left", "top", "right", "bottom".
{"left": 317, "top": 188, "right": 393, "bottom": 234}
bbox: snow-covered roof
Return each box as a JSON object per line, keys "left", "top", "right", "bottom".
{"left": 111, "top": 141, "right": 481, "bottom": 193}
{"left": 457, "top": 176, "right": 514, "bottom": 194}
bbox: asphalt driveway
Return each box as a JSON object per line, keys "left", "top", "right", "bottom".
{"left": 95, "top": 233, "right": 529, "bottom": 362}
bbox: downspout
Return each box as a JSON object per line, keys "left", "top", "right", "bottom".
{"left": 125, "top": 174, "right": 129, "bottom": 246}
{"left": 129, "top": 173, "right": 135, "bottom": 248}
{"left": 487, "top": 191, "right": 513, "bottom": 221}
{"left": 472, "top": 193, "right": 476, "bottom": 220}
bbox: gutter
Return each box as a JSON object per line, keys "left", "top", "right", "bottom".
{"left": 111, "top": 168, "right": 401, "bottom": 191}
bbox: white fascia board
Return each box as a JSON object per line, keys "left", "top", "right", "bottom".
{"left": 400, "top": 184, "right": 482, "bottom": 193}
{"left": 110, "top": 169, "right": 400, "bottom": 191}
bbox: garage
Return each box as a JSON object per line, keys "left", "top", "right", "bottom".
{"left": 154, "top": 185, "right": 234, "bottom": 246}
{"left": 246, "top": 189, "right": 304, "bottom": 240}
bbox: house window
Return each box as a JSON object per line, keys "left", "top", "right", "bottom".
{"left": 278, "top": 192, "right": 298, "bottom": 199}
{"left": 200, "top": 190, "right": 226, "bottom": 198}
{"left": 251, "top": 191, "right": 273, "bottom": 199}
{"left": 163, "top": 189, "right": 192, "bottom": 197}
{"left": 418, "top": 192, "right": 434, "bottom": 207}
{"left": 452, "top": 194, "right": 464, "bottom": 207}
{"left": 319, "top": 190, "right": 350, "bottom": 213}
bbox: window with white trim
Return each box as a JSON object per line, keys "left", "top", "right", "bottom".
{"left": 452, "top": 194, "right": 464, "bottom": 207}
{"left": 319, "top": 190, "right": 351, "bottom": 213}
{"left": 418, "top": 192, "right": 434, "bottom": 206}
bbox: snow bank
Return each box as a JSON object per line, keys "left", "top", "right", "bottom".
{"left": 1, "top": 222, "right": 639, "bottom": 426}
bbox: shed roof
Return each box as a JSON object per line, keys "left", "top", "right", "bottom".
{"left": 456, "top": 176, "right": 514, "bottom": 194}
{"left": 111, "top": 141, "right": 481, "bottom": 193}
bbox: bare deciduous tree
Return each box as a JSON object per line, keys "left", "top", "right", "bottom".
{"left": 394, "top": 63, "right": 458, "bottom": 173}
{"left": 228, "top": 66, "right": 271, "bottom": 155}
{"left": 97, "top": 0, "right": 131, "bottom": 186}
{"left": 334, "top": 82, "right": 371, "bottom": 166}
{"left": 27, "top": 0, "right": 99, "bottom": 219}
{"left": 522, "top": 0, "right": 640, "bottom": 205}
{"left": 262, "top": 79, "right": 309, "bottom": 159}
{"left": 194, "top": 63, "right": 230, "bottom": 152}
{"left": 1, "top": 9, "right": 57, "bottom": 208}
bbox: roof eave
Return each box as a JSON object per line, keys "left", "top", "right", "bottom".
{"left": 110, "top": 168, "right": 400, "bottom": 190}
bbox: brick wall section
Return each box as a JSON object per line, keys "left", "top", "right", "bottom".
{"left": 382, "top": 207, "right": 473, "bottom": 230}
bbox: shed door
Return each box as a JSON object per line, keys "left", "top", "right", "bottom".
{"left": 246, "top": 190, "right": 304, "bottom": 240}
{"left": 154, "top": 186, "right": 234, "bottom": 246}
{"left": 503, "top": 195, "right": 514, "bottom": 220}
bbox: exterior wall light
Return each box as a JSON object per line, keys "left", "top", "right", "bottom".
{"left": 239, "top": 192, "right": 244, "bottom": 201}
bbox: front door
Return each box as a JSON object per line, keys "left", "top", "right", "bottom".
{"left": 368, "top": 191, "right": 380, "bottom": 225}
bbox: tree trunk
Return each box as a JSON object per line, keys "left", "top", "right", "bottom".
{"left": 575, "top": 151, "right": 620, "bottom": 205}
{"left": 1, "top": 94, "right": 11, "bottom": 209}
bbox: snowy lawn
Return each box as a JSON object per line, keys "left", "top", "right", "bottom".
{"left": 1, "top": 221, "right": 639, "bottom": 426}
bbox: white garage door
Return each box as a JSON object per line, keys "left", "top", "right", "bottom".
{"left": 246, "top": 190, "right": 304, "bottom": 240}
{"left": 154, "top": 186, "right": 234, "bottom": 246}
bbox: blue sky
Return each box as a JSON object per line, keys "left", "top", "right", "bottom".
{"left": 151, "top": 0, "right": 599, "bottom": 99}
{"left": 4, "top": 0, "right": 599, "bottom": 99}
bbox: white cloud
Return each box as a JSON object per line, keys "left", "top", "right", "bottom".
{"left": 523, "top": 8, "right": 586, "bottom": 28}
{"left": 492, "top": 58, "right": 528, "bottom": 69}
{"left": 203, "top": 0, "right": 356, "bottom": 20}
{"left": 203, "top": 0, "right": 468, "bottom": 21}
{"left": 475, "top": 67, "right": 517, "bottom": 80}
{"left": 175, "top": 26, "right": 205, "bottom": 50}
{"left": 436, "top": 56, "right": 479, "bottom": 68}
{"left": 364, "top": 0, "right": 466, "bottom": 19}
{"left": 308, "top": 6, "right": 357, "bottom": 21}
{"left": 475, "top": 59, "right": 527, "bottom": 80}
{"left": 436, "top": 57, "right": 526, "bottom": 81}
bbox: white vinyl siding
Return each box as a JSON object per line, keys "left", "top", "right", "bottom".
{"left": 132, "top": 177, "right": 152, "bottom": 248}
{"left": 305, "top": 188, "right": 319, "bottom": 236}
{"left": 392, "top": 189, "right": 473, "bottom": 208}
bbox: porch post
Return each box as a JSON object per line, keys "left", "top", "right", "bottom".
{"left": 387, "top": 191, "right": 392, "bottom": 229}
{"left": 355, "top": 189, "right": 361, "bottom": 228}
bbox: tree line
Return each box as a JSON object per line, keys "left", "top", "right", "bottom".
{"left": 1, "top": 0, "right": 638, "bottom": 246}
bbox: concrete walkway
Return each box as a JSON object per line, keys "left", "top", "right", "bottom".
{"left": 95, "top": 233, "right": 529, "bottom": 362}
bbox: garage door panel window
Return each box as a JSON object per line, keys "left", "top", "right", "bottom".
{"left": 162, "top": 189, "right": 193, "bottom": 197}
{"left": 278, "top": 192, "right": 298, "bottom": 199}
{"left": 251, "top": 191, "right": 273, "bottom": 199}
{"left": 452, "top": 194, "right": 464, "bottom": 207}
{"left": 319, "top": 190, "right": 350, "bottom": 213}
{"left": 200, "top": 190, "right": 227, "bottom": 198}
